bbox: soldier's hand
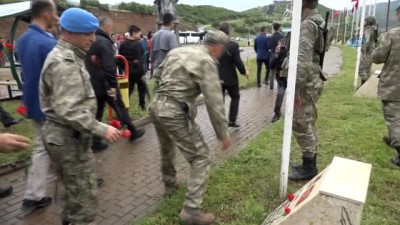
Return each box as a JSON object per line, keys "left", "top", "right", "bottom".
{"left": 221, "top": 135, "right": 231, "bottom": 150}
{"left": 0, "top": 133, "right": 31, "bottom": 153}
{"left": 104, "top": 126, "right": 121, "bottom": 143}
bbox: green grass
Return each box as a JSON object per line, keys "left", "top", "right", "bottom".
{"left": 0, "top": 59, "right": 258, "bottom": 166}
{"left": 133, "top": 46, "right": 400, "bottom": 225}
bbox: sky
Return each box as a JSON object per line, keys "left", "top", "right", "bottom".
{"left": 99, "top": 0, "right": 389, "bottom": 11}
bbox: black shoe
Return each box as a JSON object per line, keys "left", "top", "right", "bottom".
{"left": 228, "top": 122, "right": 240, "bottom": 128}
{"left": 383, "top": 135, "right": 392, "bottom": 148}
{"left": 97, "top": 178, "right": 104, "bottom": 187}
{"left": 257, "top": 84, "right": 261, "bottom": 88}
{"left": 21, "top": 197, "right": 52, "bottom": 214}
{"left": 62, "top": 220, "right": 70, "bottom": 225}
{"left": 130, "top": 128, "right": 145, "bottom": 142}
{"left": 91, "top": 142, "right": 108, "bottom": 153}
{"left": 0, "top": 185, "right": 13, "bottom": 198}
{"left": 4, "top": 118, "right": 24, "bottom": 128}
{"left": 271, "top": 114, "right": 280, "bottom": 123}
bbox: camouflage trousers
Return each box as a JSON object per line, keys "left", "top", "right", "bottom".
{"left": 293, "top": 87, "right": 323, "bottom": 158}
{"left": 382, "top": 101, "right": 400, "bottom": 148}
{"left": 359, "top": 54, "right": 373, "bottom": 81}
{"left": 42, "top": 122, "right": 98, "bottom": 225}
{"left": 149, "top": 96, "right": 211, "bottom": 209}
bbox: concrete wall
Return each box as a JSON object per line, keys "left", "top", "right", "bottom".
{"left": 0, "top": 8, "right": 193, "bottom": 41}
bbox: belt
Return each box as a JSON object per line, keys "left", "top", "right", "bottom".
{"left": 155, "top": 94, "right": 189, "bottom": 112}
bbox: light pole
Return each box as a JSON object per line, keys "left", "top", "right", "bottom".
{"left": 386, "top": 0, "right": 391, "bottom": 31}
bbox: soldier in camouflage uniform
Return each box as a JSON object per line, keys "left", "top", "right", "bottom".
{"left": 371, "top": 4, "right": 400, "bottom": 167}
{"left": 149, "top": 30, "right": 231, "bottom": 225}
{"left": 289, "top": 0, "right": 325, "bottom": 181}
{"left": 359, "top": 15, "right": 378, "bottom": 85}
{"left": 39, "top": 8, "right": 121, "bottom": 225}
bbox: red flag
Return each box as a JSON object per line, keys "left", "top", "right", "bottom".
{"left": 354, "top": 0, "right": 359, "bottom": 9}
{"left": 332, "top": 10, "right": 341, "bottom": 18}
{"left": 351, "top": 0, "right": 358, "bottom": 13}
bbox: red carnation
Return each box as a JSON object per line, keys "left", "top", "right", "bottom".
{"left": 110, "top": 119, "right": 121, "bottom": 129}
{"left": 121, "top": 129, "right": 131, "bottom": 138}
{"left": 4, "top": 43, "right": 14, "bottom": 51}
{"left": 287, "top": 193, "right": 295, "bottom": 201}
{"left": 16, "top": 105, "right": 27, "bottom": 116}
{"left": 284, "top": 206, "right": 291, "bottom": 215}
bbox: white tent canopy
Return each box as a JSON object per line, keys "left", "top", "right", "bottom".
{"left": 0, "top": 1, "right": 30, "bottom": 19}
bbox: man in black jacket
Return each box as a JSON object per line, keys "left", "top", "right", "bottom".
{"left": 218, "top": 23, "right": 248, "bottom": 127}
{"left": 119, "top": 25, "right": 147, "bottom": 111}
{"left": 268, "top": 23, "right": 283, "bottom": 91}
{"left": 86, "top": 16, "right": 145, "bottom": 151}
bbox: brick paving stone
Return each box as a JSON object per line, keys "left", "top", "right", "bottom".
{"left": 0, "top": 46, "right": 342, "bottom": 224}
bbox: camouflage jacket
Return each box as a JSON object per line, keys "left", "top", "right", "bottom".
{"left": 371, "top": 27, "right": 400, "bottom": 101}
{"left": 39, "top": 40, "right": 109, "bottom": 137}
{"left": 153, "top": 46, "right": 228, "bottom": 139}
{"left": 296, "top": 9, "right": 325, "bottom": 96}
{"left": 361, "top": 25, "right": 378, "bottom": 55}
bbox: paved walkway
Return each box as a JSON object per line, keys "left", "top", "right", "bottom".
{"left": 0, "top": 46, "right": 343, "bottom": 225}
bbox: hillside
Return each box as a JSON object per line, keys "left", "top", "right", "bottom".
{"left": 373, "top": 0, "right": 400, "bottom": 30}
{"left": 177, "top": 4, "right": 241, "bottom": 26}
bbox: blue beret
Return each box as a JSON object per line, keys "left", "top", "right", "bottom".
{"left": 60, "top": 8, "right": 99, "bottom": 33}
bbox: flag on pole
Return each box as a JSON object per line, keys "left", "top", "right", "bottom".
{"left": 352, "top": 0, "right": 359, "bottom": 9}
{"left": 332, "top": 10, "right": 341, "bottom": 18}
{"left": 351, "top": 0, "right": 359, "bottom": 13}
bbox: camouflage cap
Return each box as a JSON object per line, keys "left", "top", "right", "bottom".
{"left": 203, "top": 30, "right": 229, "bottom": 48}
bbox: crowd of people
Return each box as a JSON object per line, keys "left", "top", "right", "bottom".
{"left": 1, "top": 0, "right": 400, "bottom": 224}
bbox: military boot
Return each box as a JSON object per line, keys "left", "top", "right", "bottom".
{"left": 391, "top": 147, "right": 400, "bottom": 167}
{"left": 164, "top": 182, "right": 179, "bottom": 197}
{"left": 179, "top": 207, "right": 215, "bottom": 225}
{"left": 383, "top": 135, "right": 392, "bottom": 148}
{"left": 289, "top": 156, "right": 318, "bottom": 181}
{"left": 291, "top": 155, "right": 317, "bottom": 170}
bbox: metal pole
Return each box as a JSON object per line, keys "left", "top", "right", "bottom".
{"left": 350, "top": 5, "right": 356, "bottom": 45}
{"left": 354, "top": 0, "right": 367, "bottom": 90}
{"left": 279, "top": 0, "right": 303, "bottom": 198}
{"left": 344, "top": 9, "right": 348, "bottom": 44}
{"left": 356, "top": 3, "right": 361, "bottom": 31}
{"left": 336, "top": 11, "right": 341, "bottom": 43}
{"left": 369, "top": 0, "right": 373, "bottom": 15}
{"left": 386, "top": 0, "right": 391, "bottom": 32}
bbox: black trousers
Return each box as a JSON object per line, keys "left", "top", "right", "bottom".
{"left": 93, "top": 87, "right": 137, "bottom": 146}
{"left": 222, "top": 84, "right": 240, "bottom": 123}
{"left": 256, "top": 58, "right": 270, "bottom": 86}
{"left": 129, "top": 73, "right": 147, "bottom": 110}
{"left": 274, "top": 78, "right": 287, "bottom": 115}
